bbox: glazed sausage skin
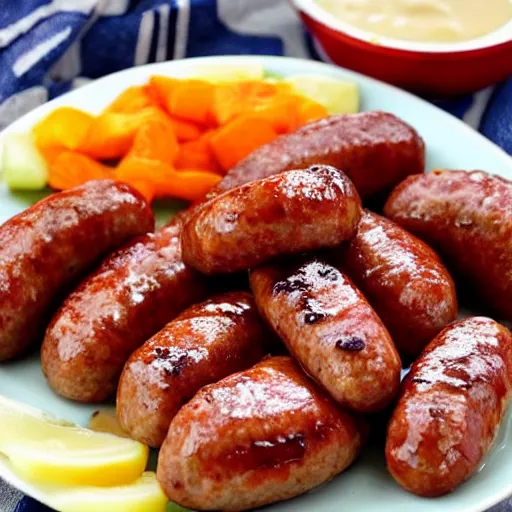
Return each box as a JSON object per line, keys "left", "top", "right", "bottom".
{"left": 0, "top": 180, "right": 154, "bottom": 361}
{"left": 384, "top": 170, "right": 512, "bottom": 321}
{"left": 117, "top": 291, "right": 267, "bottom": 448}
{"left": 330, "top": 210, "right": 458, "bottom": 360}
{"left": 157, "top": 356, "right": 366, "bottom": 511}
{"left": 386, "top": 317, "right": 512, "bottom": 497}
{"left": 41, "top": 217, "right": 208, "bottom": 402}
{"left": 182, "top": 165, "right": 362, "bottom": 275}
{"left": 208, "top": 111, "right": 425, "bottom": 200}
{"left": 250, "top": 258, "right": 401, "bottom": 412}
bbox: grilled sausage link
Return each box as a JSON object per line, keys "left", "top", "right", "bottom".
{"left": 330, "top": 210, "right": 458, "bottom": 360}
{"left": 157, "top": 356, "right": 366, "bottom": 511}
{"left": 0, "top": 180, "right": 154, "bottom": 361}
{"left": 384, "top": 169, "right": 512, "bottom": 321}
{"left": 41, "top": 217, "right": 208, "bottom": 402}
{"left": 117, "top": 291, "right": 268, "bottom": 447}
{"left": 250, "top": 258, "right": 401, "bottom": 412}
{"left": 182, "top": 165, "right": 362, "bottom": 275}
{"left": 208, "top": 111, "right": 424, "bottom": 200}
{"left": 386, "top": 317, "right": 512, "bottom": 497}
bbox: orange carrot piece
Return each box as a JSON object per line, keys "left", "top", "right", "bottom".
{"left": 48, "top": 151, "right": 112, "bottom": 190}
{"left": 157, "top": 168, "right": 222, "bottom": 202}
{"left": 33, "top": 107, "right": 93, "bottom": 151}
{"left": 147, "top": 77, "right": 205, "bottom": 140}
{"left": 104, "top": 86, "right": 154, "bottom": 114}
{"left": 116, "top": 118, "right": 179, "bottom": 197}
{"left": 116, "top": 158, "right": 220, "bottom": 202}
{"left": 147, "top": 76, "right": 180, "bottom": 111}
{"left": 128, "top": 180, "right": 156, "bottom": 203}
{"left": 253, "top": 94, "right": 303, "bottom": 134}
{"left": 37, "top": 145, "right": 66, "bottom": 166}
{"left": 115, "top": 158, "right": 166, "bottom": 184}
{"left": 127, "top": 118, "right": 179, "bottom": 164}
{"left": 211, "top": 81, "right": 279, "bottom": 125}
{"left": 144, "top": 84, "right": 164, "bottom": 109}
{"left": 80, "top": 107, "right": 169, "bottom": 160}
{"left": 175, "top": 131, "right": 221, "bottom": 173}
{"left": 169, "top": 80, "right": 214, "bottom": 125}
{"left": 297, "top": 98, "right": 328, "bottom": 125}
{"left": 209, "top": 114, "right": 279, "bottom": 171}
{"left": 168, "top": 116, "right": 203, "bottom": 142}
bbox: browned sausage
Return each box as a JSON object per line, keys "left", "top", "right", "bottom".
{"left": 329, "top": 210, "right": 458, "bottom": 360}
{"left": 208, "top": 111, "right": 424, "bottom": 200}
{"left": 384, "top": 169, "right": 512, "bottom": 321}
{"left": 0, "top": 180, "right": 154, "bottom": 361}
{"left": 250, "top": 258, "right": 401, "bottom": 412}
{"left": 41, "top": 217, "right": 208, "bottom": 402}
{"left": 182, "top": 165, "right": 362, "bottom": 275}
{"left": 386, "top": 316, "right": 512, "bottom": 497}
{"left": 157, "top": 356, "right": 366, "bottom": 511}
{"left": 116, "top": 291, "right": 267, "bottom": 447}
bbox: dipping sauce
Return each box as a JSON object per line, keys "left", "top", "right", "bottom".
{"left": 316, "top": 0, "right": 512, "bottom": 43}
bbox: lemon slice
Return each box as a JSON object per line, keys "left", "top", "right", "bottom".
{"left": 0, "top": 454, "right": 167, "bottom": 512}
{"left": 47, "top": 472, "right": 168, "bottom": 512}
{"left": 0, "top": 396, "right": 148, "bottom": 487}
{"left": 1, "top": 132, "right": 48, "bottom": 190}
{"left": 189, "top": 62, "right": 265, "bottom": 82}
{"left": 284, "top": 75, "right": 360, "bottom": 114}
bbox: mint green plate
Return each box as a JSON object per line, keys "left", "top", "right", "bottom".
{"left": 0, "top": 56, "right": 511, "bottom": 512}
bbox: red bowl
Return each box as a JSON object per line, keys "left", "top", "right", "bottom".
{"left": 292, "top": 0, "right": 512, "bottom": 97}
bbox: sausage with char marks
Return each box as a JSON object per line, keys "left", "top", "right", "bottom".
{"left": 386, "top": 316, "right": 512, "bottom": 497}
{"left": 41, "top": 216, "right": 207, "bottom": 402}
{"left": 329, "top": 210, "right": 458, "bottom": 360}
{"left": 208, "top": 111, "right": 425, "bottom": 200}
{"left": 0, "top": 180, "right": 154, "bottom": 361}
{"left": 157, "top": 356, "right": 366, "bottom": 511}
{"left": 384, "top": 169, "right": 512, "bottom": 321}
{"left": 182, "top": 165, "right": 362, "bottom": 275}
{"left": 117, "top": 291, "right": 268, "bottom": 447}
{"left": 250, "top": 258, "right": 401, "bottom": 412}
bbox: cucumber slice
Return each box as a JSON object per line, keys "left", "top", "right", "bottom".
{"left": 284, "top": 75, "right": 360, "bottom": 114}
{"left": 1, "top": 133, "right": 48, "bottom": 190}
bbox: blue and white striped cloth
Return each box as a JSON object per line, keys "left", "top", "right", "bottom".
{"left": 0, "top": 2, "right": 511, "bottom": 511}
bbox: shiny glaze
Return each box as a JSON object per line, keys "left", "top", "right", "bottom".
{"left": 384, "top": 170, "right": 512, "bottom": 321}
{"left": 330, "top": 210, "right": 458, "bottom": 360}
{"left": 182, "top": 165, "right": 362, "bottom": 275}
{"left": 386, "top": 317, "right": 512, "bottom": 497}
{"left": 41, "top": 217, "right": 207, "bottom": 402}
{"left": 250, "top": 258, "right": 401, "bottom": 412}
{"left": 208, "top": 111, "right": 424, "bottom": 200}
{"left": 157, "top": 356, "right": 365, "bottom": 511}
{"left": 0, "top": 179, "right": 154, "bottom": 361}
{"left": 116, "top": 291, "right": 267, "bottom": 447}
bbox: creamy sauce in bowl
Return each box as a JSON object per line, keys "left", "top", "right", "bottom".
{"left": 316, "top": 0, "right": 512, "bottom": 43}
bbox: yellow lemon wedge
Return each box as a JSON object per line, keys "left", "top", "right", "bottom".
{"left": 0, "top": 455, "right": 168, "bottom": 512}
{"left": 0, "top": 395, "right": 148, "bottom": 487}
{"left": 47, "top": 471, "right": 168, "bottom": 512}
{"left": 284, "top": 75, "right": 360, "bottom": 114}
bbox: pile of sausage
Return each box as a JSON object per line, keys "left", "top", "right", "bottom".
{"left": 1, "top": 111, "right": 511, "bottom": 511}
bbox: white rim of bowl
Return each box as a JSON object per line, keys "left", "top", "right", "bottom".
{"left": 292, "top": 0, "right": 512, "bottom": 54}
